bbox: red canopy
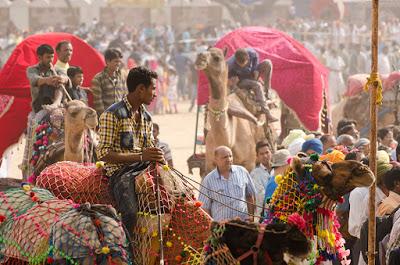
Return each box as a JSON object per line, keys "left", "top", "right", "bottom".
{"left": 0, "top": 32, "right": 105, "bottom": 157}
{"left": 197, "top": 27, "right": 329, "bottom": 131}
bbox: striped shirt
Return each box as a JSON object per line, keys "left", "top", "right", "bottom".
{"left": 96, "top": 96, "right": 154, "bottom": 177}
{"left": 198, "top": 165, "right": 256, "bottom": 222}
{"left": 91, "top": 67, "right": 127, "bottom": 115}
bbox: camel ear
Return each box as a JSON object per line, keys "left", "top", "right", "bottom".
{"left": 291, "top": 156, "right": 304, "bottom": 177}
{"left": 311, "top": 161, "right": 333, "bottom": 185}
{"left": 223, "top": 47, "right": 228, "bottom": 57}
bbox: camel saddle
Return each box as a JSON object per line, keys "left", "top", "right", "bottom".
{"left": 233, "top": 88, "right": 263, "bottom": 115}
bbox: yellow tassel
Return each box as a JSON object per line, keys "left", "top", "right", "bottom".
{"left": 101, "top": 246, "right": 110, "bottom": 254}
{"left": 364, "top": 72, "right": 383, "bottom": 105}
{"left": 96, "top": 161, "right": 105, "bottom": 168}
{"left": 22, "top": 185, "right": 31, "bottom": 192}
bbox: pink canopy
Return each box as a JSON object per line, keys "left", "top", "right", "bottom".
{"left": 197, "top": 27, "right": 329, "bottom": 131}
{"left": 0, "top": 33, "right": 105, "bottom": 157}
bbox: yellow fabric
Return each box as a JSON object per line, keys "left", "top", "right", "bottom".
{"left": 364, "top": 72, "right": 383, "bottom": 105}
{"left": 320, "top": 150, "right": 345, "bottom": 164}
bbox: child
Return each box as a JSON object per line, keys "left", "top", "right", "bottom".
{"left": 66, "top": 66, "right": 88, "bottom": 105}
{"left": 167, "top": 67, "right": 178, "bottom": 114}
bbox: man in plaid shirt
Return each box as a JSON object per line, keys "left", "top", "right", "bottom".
{"left": 97, "top": 66, "right": 164, "bottom": 235}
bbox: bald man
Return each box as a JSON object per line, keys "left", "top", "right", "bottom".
{"left": 198, "top": 146, "right": 256, "bottom": 222}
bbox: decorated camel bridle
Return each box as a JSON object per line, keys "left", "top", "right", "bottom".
{"left": 235, "top": 223, "right": 272, "bottom": 265}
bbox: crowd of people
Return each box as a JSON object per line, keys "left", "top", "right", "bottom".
{"left": 2, "top": 15, "right": 400, "bottom": 107}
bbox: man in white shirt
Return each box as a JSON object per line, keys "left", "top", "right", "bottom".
{"left": 250, "top": 140, "right": 272, "bottom": 217}
{"left": 379, "top": 46, "right": 391, "bottom": 75}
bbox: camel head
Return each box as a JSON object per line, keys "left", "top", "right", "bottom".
{"left": 291, "top": 156, "right": 374, "bottom": 200}
{"left": 65, "top": 100, "right": 98, "bottom": 130}
{"left": 195, "top": 47, "right": 228, "bottom": 100}
{"left": 195, "top": 47, "right": 227, "bottom": 73}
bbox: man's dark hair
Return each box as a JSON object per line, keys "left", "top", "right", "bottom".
{"left": 104, "top": 48, "right": 123, "bottom": 62}
{"left": 153, "top": 123, "right": 159, "bottom": 131}
{"left": 37, "top": 44, "right": 54, "bottom": 56}
{"left": 378, "top": 127, "right": 391, "bottom": 140}
{"left": 126, "top": 66, "right": 158, "bottom": 93}
{"left": 235, "top": 48, "right": 249, "bottom": 64}
{"left": 337, "top": 118, "right": 357, "bottom": 136}
{"left": 383, "top": 168, "right": 400, "bottom": 191}
{"left": 255, "top": 140, "right": 270, "bottom": 154}
{"left": 67, "top": 66, "right": 83, "bottom": 79}
{"left": 55, "top": 40, "right": 71, "bottom": 52}
{"left": 338, "top": 124, "right": 355, "bottom": 136}
{"left": 320, "top": 134, "right": 333, "bottom": 144}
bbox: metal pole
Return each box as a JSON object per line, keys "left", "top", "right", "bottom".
{"left": 193, "top": 105, "right": 201, "bottom": 155}
{"left": 368, "top": 1, "right": 379, "bottom": 264}
{"left": 155, "top": 166, "right": 165, "bottom": 264}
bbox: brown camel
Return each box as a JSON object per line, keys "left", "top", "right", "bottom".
{"left": 332, "top": 89, "right": 398, "bottom": 137}
{"left": 33, "top": 100, "right": 98, "bottom": 176}
{"left": 64, "top": 100, "right": 98, "bottom": 162}
{"left": 195, "top": 48, "right": 271, "bottom": 173}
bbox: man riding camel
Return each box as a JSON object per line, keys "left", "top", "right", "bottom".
{"left": 227, "top": 48, "right": 278, "bottom": 123}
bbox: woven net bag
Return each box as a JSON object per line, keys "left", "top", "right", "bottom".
{"left": 36, "top": 161, "right": 113, "bottom": 205}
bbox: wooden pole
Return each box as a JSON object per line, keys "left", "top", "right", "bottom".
{"left": 368, "top": 1, "right": 379, "bottom": 265}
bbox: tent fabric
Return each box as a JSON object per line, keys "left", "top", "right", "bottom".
{"left": 197, "top": 26, "right": 329, "bottom": 131}
{"left": 0, "top": 32, "right": 105, "bottom": 157}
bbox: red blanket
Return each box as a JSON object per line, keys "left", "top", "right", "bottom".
{"left": 0, "top": 33, "right": 105, "bottom": 157}
{"left": 197, "top": 27, "right": 329, "bottom": 131}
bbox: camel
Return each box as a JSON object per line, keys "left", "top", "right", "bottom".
{"left": 32, "top": 100, "right": 97, "bottom": 179}
{"left": 202, "top": 155, "right": 375, "bottom": 265}
{"left": 195, "top": 47, "right": 274, "bottom": 173}
{"left": 64, "top": 100, "right": 98, "bottom": 162}
{"left": 332, "top": 71, "right": 400, "bottom": 135}
{"left": 332, "top": 89, "right": 399, "bottom": 137}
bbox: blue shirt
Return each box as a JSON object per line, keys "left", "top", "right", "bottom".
{"left": 264, "top": 175, "right": 277, "bottom": 202}
{"left": 198, "top": 165, "right": 256, "bottom": 221}
{"left": 227, "top": 47, "right": 259, "bottom": 80}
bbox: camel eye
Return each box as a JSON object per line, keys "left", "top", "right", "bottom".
{"left": 213, "top": 56, "right": 220, "bottom": 62}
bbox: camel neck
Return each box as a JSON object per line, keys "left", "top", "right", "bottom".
{"left": 64, "top": 128, "right": 85, "bottom": 162}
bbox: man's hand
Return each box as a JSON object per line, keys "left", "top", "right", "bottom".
{"left": 46, "top": 76, "right": 64, "bottom": 87}
{"left": 142, "top": 147, "right": 164, "bottom": 163}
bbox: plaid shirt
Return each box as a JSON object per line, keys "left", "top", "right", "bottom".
{"left": 91, "top": 67, "right": 127, "bottom": 115}
{"left": 96, "top": 96, "right": 154, "bottom": 177}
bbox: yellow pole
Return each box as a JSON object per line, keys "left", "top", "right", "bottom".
{"left": 368, "top": 1, "right": 379, "bottom": 265}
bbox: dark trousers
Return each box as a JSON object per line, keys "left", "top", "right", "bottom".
{"left": 109, "top": 162, "right": 149, "bottom": 237}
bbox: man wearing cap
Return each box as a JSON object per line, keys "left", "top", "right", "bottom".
{"left": 250, "top": 140, "right": 272, "bottom": 217}
{"left": 263, "top": 149, "right": 291, "bottom": 201}
{"left": 198, "top": 146, "right": 256, "bottom": 222}
{"left": 301, "top": 138, "right": 323, "bottom": 155}
{"left": 354, "top": 138, "right": 370, "bottom": 157}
